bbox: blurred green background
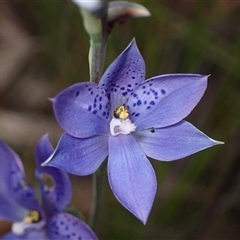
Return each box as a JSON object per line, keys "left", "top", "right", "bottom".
{"left": 0, "top": 0, "right": 239, "bottom": 239}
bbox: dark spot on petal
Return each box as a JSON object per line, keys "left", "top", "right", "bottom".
{"left": 137, "top": 100, "right": 142, "bottom": 106}
{"left": 161, "top": 89, "right": 166, "bottom": 94}
{"left": 150, "top": 101, "right": 155, "bottom": 105}
{"left": 75, "top": 91, "right": 79, "bottom": 97}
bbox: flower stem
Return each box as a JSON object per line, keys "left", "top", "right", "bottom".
{"left": 89, "top": 161, "right": 107, "bottom": 230}
{"left": 80, "top": 8, "right": 108, "bottom": 83}
{"left": 88, "top": 18, "right": 107, "bottom": 83}
{"left": 81, "top": 3, "right": 109, "bottom": 230}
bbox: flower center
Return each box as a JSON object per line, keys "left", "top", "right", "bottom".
{"left": 114, "top": 105, "right": 129, "bottom": 119}
{"left": 12, "top": 209, "right": 45, "bottom": 235}
{"left": 110, "top": 105, "right": 136, "bottom": 136}
{"left": 24, "top": 210, "right": 41, "bottom": 223}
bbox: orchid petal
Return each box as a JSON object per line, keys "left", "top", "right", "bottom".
{"left": 1, "top": 232, "right": 24, "bottom": 240}
{"left": 0, "top": 140, "right": 38, "bottom": 220}
{"left": 127, "top": 74, "right": 208, "bottom": 129}
{"left": 99, "top": 40, "right": 145, "bottom": 110}
{"left": 0, "top": 193, "right": 28, "bottom": 222}
{"left": 46, "top": 212, "right": 98, "bottom": 240}
{"left": 52, "top": 82, "right": 110, "bottom": 138}
{"left": 108, "top": 134, "right": 156, "bottom": 224}
{"left": 0, "top": 140, "right": 15, "bottom": 192}
{"left": 0, "top": 232, "right": 21, "bottom": 240}
{"left": 43, "top": 133, "right": 108, "bottom": 176}
{"left": 134, "top": 121, "right": 223, "bottom": 161}
{"left": 35, "top": 135, "right": 72, "bottom": 216}
{"left": 1, "top": 229, "right": 48, "bottom": 240}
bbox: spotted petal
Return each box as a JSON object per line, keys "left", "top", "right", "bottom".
{"left": 35, "top": 134, "right": 72, "bottom": 216}
{"left": 46, "top": 212, "right": 98, "bottom": 240}
{"left": 99, "top": 40, "right": 145, "bottom": 110}
{"left": 108, "top": 134, "right": 156, "bottom": 224}
{"left": 52, "top": 82, "right": 110, "bottom": 138}
{"left": 134, "top": 121, "right": 223, "bottom": 161}
{"left": 0, "top": 140, "right": 37, "bottom": 221}
{"left": 127, "top": 74, "right": 208, "bottom": 130}
{"left": 43, "top": 133, "right": 108, "bottom": 176}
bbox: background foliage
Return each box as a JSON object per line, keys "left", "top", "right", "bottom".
{"left": 0, "top": 0, "right": 240, "bottom": 239}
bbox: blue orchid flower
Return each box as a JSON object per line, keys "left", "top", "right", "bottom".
{"left": 43, "top": 40, "right": 223, "bottom": 224}
{"left": 0, "top": 135, "right": 97, "bottom": 240}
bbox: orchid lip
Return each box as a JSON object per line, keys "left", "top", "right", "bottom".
{"left": 110, "top": 117, "right": 136, "bottom": 136}
{"left": 12, "top": 209, "right": 45, "bottom": 235}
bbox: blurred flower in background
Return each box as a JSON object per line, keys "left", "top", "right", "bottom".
{"left": 0, "top": 135, "right": 97, "bottom": 240}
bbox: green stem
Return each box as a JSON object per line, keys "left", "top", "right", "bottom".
{"left": 90, "top": 14, "right": 108, "bottom": 83}
{"left": 81, "top": 9, "right": 108, "bottom": 83}
{"left": 87, "top": 11, "right": 108, "bottom": 229}
{"left": 80, "top": 3, "right": 109, "bottom": 230}
{"left": 88, "top": 35, "right": 107, "bottom": 83}
{"left": 89, "top": 161, "right": 107, "bottom": 230}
